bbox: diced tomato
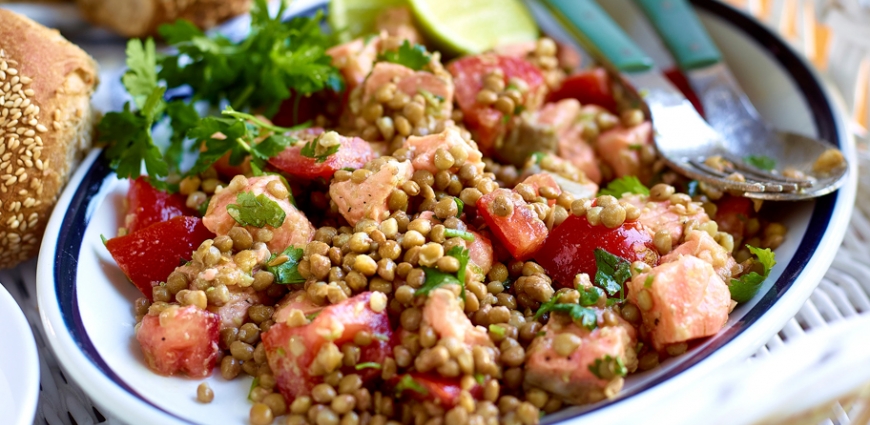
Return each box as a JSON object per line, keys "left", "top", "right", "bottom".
{"left": 476, "top": 189, "right": 548, "bottom": 261}
{"left": 546, "top": 68, "right": 617, "bottom": 114}
{"left": 389, "top": 373, "right": 483, "bottom": 408}
{"left": 272, "top": 290, "right": 324, "bottom": 324}
{"left": 268, "top": 132, "right": 375, "bottom": 180}
{"left": 135, "top": 305, "right": 220, "bottom": 378}
{"left": 519, "top": 172, "right": 562, "bottom": 205}
{"left": 715, "top": 194, "right": 754, "bottom": 239}
{"left": 125, "top": 177, "right": 196, "bottom": 233}
{"left": 448, "top": 54, "right": 547, "bottom": 153}
{"left": 272, "top": 90, "right": 340, "bottom": 128}
{"left": 534, "top": 214, "right": 657, "bottom": 288}
{"left": 262, "top": 292, "right": 393, "bottom": 402}
{"left": 106, "top": 216, "right": 214, "bottom": 300}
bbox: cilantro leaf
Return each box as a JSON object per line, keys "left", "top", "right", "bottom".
{"left": 377, "top": 40, "right": 431, "bottom": 71}
{"left": 196, "top": 196, "right": 210, "bottom": 217}
{"left": 593, "top": 248, "right": 632, "bottom": 298}
{"left": 247, "top": 377, "right": 260, "bottom": 401}
{"left": 415, "top": 246, "right": 469, "bottom": 300}
{"left": 730, "top": 245, "right": 776, "bottom": 303}
{"left": 266, "top": 246, "right": 306, "bottom": 285}
{"left": 121, "top": 38, "right": 159, "bottom": 110}
{"left": 227, "top": 192, "right": 286, "bottom": 228}
{"left": 164, "top": 100, "right": 200, "bottom": 172}
{"left": 488, "top": 324, "right": 506, "bottom": 337}
{"left": 444, "top": 228, "right": 474, "bottom": 241}
{"left": 534, "top": 294, "right": 598, "bottom": 330}
{"left": 395, "top": 375, "right": 428, "bottom": 395}
{"left": 300, "top": 138, "right": 340, "bottom": 163}
{"left": 588, "top": 355, "right": 627, "bottom": 379}
{"left": 579, "top": 286, "right": 605, "bottom": 307}
{"left": 744, "top": 155, "right": 776, "bottom": 171}
{"left": 597, "top": 176, "right": 650, "bottom": 198}
{"left": 100, "top": 91, "right": 169, "bottom": 186}
{"left": 454, "top": 198, "right": 464, "bottom": 217}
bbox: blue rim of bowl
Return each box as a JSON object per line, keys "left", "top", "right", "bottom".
{"left": 51, "top": 1, "right": 841, "bottom": 423}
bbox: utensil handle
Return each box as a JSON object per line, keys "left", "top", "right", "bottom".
{"left": 542, "top": 0, "right": 654, "bottom": 72}
{"left": 634, "top": 0, "right": 722, "bottom": 70}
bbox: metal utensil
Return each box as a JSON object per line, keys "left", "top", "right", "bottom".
{"left": 631, "top": 0, "right": 849, "bottom": 200}
{"left": 540, "top": 0, "right": 848, "bottom": 200}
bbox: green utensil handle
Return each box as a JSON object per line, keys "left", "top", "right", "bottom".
{"left": 543, "top": 0, "right": 654, "bottom": 72}
{"left": 634, "top": 0, "right": 721, "bottom": 70}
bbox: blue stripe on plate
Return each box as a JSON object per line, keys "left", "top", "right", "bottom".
{"left": 53, "top": 1, "right": 840, "bottom": 423}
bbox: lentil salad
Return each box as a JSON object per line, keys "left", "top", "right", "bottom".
{"left": 99, "top": 2, "right": 786, "bottom": 425}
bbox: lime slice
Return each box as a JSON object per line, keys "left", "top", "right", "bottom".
{"left": 328, "top": 0, "right": 407, "bottom": 43}
{"left": 408, "top": 0, "right": 538, "bottom": 56}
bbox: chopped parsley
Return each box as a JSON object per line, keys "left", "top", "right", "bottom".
{"left": 686, "top": 180, "right": 700, "bottom": 197}
{"left": 100, "top": 234, "right": 109, "bottom": 246}
{"left": 444, "top": 228, "right": 475, "bottom": 241}
{"left": 531, "top": 151, "right": 546, "bottom": 164}
{"left": 300, "top": 138, "right": 340, "bottom": 163}
{"left": 247, "top": 377, "right": 260, "bottom": 401}
{"left": 474, "top": 373, "right": 485, "bottom": 384}
{"left": 196, "top": 197, "right": 211, "bottom": 217}
{"left": 266, "top": 246, "right": 306, "bottom": 285}
{"left": 644, "top": 275, "right": 655, "bottom": 288}
{"left": 488, "top": 324, "right": 506, "bottom": 337}
{"left": 355, "top": 362, "right": 382, "bottom": 370}
{"left": 377, "top": 40, "right": 431, "bottom": 71}
{"left": 227, "top": 191, "right": 286, "bottom": 228}
{"left": 588, "top": 355, "right": 627, "bottom": 379}
{"left": 395, "top": 375, "right": 428, "bottom": 395}
{"left": 534, "top": 294, "right": 598, "bottom": 331}
{"left": 415, "top": 246, "right": 470, "bottom": 300}
{"left": 597, "top": 176, "right": 650, "bottom": 198}
{"left": 730, "top": 245, "right": 777, "bottom": 303}
{"left": 593, "top": 248, "right": 633, "bottom": 300}
{"left": 578, "top": 286, "right": 605, "bottom": 307}
{"left": 744, "top": 155, "right": 776, "bottom": 171}
{"left": 454, "top": 198, "right": 464, "bottom": 217}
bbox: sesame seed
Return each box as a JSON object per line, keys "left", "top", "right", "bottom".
{"left": 35, "top": 124, "right": 46, "bottom": 133}
{"left": 23, "top": 89, "right": 33, "bottom": 97}
{"left": 7, "top": 68, "right": 18, "bottom": 76}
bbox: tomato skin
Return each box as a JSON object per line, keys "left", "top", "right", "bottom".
{"left": 106, "top": 216, "right": 215, "bottom": 300}
{"left": 534, "top": 214, "right": 658, "bottom": 288}
{"left": 390, "top": 373, "right": 483, "bottom": 408}
{"left": 715, "top": 194, "right": 754, "bottom": 239}
{"left": 476, "top": 189, "right": 548, "bottom": 261}
{"left": 136, "top": 305, "right": 220, "bottom": 378}
{"left": 546, "top": 69, "right": 617, "bottom": 114}
{"left": 448, "top": 54, "right": 547, "bottom": 153}
{"left": 126, "top": 177, "right": 196, "bottom": 232}
{"left": 262, "top": 292, "right": 393, "bottom": 403}
{"left": 268, "top": 133, "right": 375, "bottom": 180}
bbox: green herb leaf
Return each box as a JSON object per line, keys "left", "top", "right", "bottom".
{"left": 377, "top": 40, "right": 431, "bottom": 71}
{"left": 415, "top": 246, "right": 469, "bottom": 300}
{"left": 373, "top": 333, "right": 390, "bottom": 341}
{"left": 531, "top": 151, "right": 546, "bottom": 164}
{"left": 266, "top": 246, "right": 306, "bottom": 285}
{"left": 744, "top": 155, "right": 776, "bottom": 171}
{"left": 454, "top": 198, "right": 464, "bottom": 217}
{"left": 100, "top": 234, "right": 109, "bottom": 246}
{"left": 227, "top": 192, "right": 286, "bottom": 228}
{"left": 158, "top": 3, "right": 343, "bottom": 115}
{"left": 395, "top": 375, "right": 428, "bottom": 395}
{"left": 196, "top": 197, "right": 210, "bottom": 217}
{"left": 164, "top": 100, "right": 200, "bottom": 173}
{"left": 593, "top": 248, "right": 632, "bottom": 298}
{"left": 597, "top": 176, "right": 650, "bottom": 198}
{"left": 355, "top": 362, "right": 382, "bottom": 370}
{"left": 488, "top": 324, "right": 506, "bottom": 337}
{"left": 444, "top": 228, "right": 474, "bottom": 241}
{"left": 122, "top": 38, "right": 160, "bottom": 110}
{"left": 729, "top": 245, "right": 777, "bottom": 303}
{"left": 300, "top": 138, "right": 340, "bottom": 163}
{"left": 686, "top": 180, "right": 700, "bottom": 198}
{"left": 306, "top": 311, "right": 321, "bottom": 320}
{"left": 534, "top": 294, "right": 598, "bottom": 330}
{"left": 247, "top": 377, "right": 260, "bottom": 401}
{"left": 588, "top": 355, "right": 627, "bottom": 379}
{"left": 100, "top": 91, "right": 168, "bottom": 185}
{"left": 644, "top": 275, "right": 654, "bottom": 288}
{"left": 578, "top": 286, "right": 605, "bottom": 307}
{"left": 474, "top": 373, "right": 485, "bottom": 385}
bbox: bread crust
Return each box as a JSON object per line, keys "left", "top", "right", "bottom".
{"left": 75, "top": 0, "right": 252, "bottom": 38}
{"left": 0, "top": 9, "right": 98, "bottom": 268}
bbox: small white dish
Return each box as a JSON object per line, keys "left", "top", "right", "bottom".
{"left": 0, "top": 282, "right": 39, "bottom": 425}
{"left": 35, "top": 0, "right": 858, "bottom": 424}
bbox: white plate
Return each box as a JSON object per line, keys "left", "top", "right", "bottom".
{"left": 35, "top": 0, "right": 858, "bottom": 424}
{"left": 0, "top": 283, "right": 39, "bottom": 425}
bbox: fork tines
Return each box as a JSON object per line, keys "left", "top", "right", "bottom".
{"left": 687, "top": 154, "right": 814, "bottom": 193}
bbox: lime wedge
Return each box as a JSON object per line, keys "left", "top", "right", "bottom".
{"left": 329, "top": 0, "right": 407, "bottom": 43}
{"left": 408, "top": 0, "right": 538, "bottom": 56}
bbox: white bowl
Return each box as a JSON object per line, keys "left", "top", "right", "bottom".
{"left": 0, "top": 282, "right": 39, "bottom": 425}
{"left": 36, "top": 0, "right": 858, "bottom": 424}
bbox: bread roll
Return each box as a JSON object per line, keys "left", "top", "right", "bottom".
{"left": 75, "top": 0, "right": 252, "bottom": 38}
{"left": 0, "top": 9, "right": 98, "bottom": 268}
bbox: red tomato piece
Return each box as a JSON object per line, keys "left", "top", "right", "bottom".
{"left": 519, "top": 172, "right": 562, "bottom": 206}
{"left": 262, "top": 292, "right": 393, "bottom": 402}
{"left": 135, "top": 305, "right": 220, "bottom": 378}
{"left": 546, "top": 68, "right": 617, "bottom": 114}
{"left": 106, "top": 216, "right": 215, "bottom": 300}
{"left": 534, "top": 214, "right": 658, "bottom": 288}
{"left": 268, "top": 131, "right": 375, "bottom": 180}
{"left": 390, "top": 373, "right": 483, "bottom": 408}
{"left": 476, "top": 189, "right": 548, "bottom": 261}
{"left": 125, "top": 177, "right": 196, "bottom": 233}
{"left": 715, "top": 194, "right": 754, "bottom": 240}
{"left": 448, "top": 54, "right": 547, "bottom": 153}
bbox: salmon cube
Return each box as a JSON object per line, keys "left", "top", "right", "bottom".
{"left": 524, "top": 315, "right": 637, "bottom": 405}
{"left": 268, "top": 130, "right": 375, "bottom": 180}
{"left": 203, "top": 175, "right": 315, "bottom": 253}
{"left": 272, "top": 290, "right": 324, "bottom": 325}
{"left": 597, "top": 121, "right": 653, "bottom": 180}
{"left": 663, "top": 230, "right": 737, "bottom": 282}
{"left": 557, "top": 106, "right": 603, "bottom": 184}
{"left": 136, "top": 305, "right": 220, "bottom": 378}
{"left": 627, "top": 255, "right": 731, "bottom": 351}
{"left": 327, "top": 36, "right": 381, "bottom": 91}
{"left": 357, "top": 62, "right": 454, "bottom": 121}
{"left": 422, "top": 288, "right": 491, "bottom": 347}
{"left": 622, "top": 194, "right": 711, "bottom": 244}
{"left": 403, "top": 127, "right": 484, "bottom": 175}
{"left": 329, "top": 159, "right": 413, "bottom": 226}
{"left": 476, "top": 189, "right": 548, "bottom": 261}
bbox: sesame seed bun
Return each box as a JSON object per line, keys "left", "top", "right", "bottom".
{"left": 0, "top": 9, "right": 98, "bottom": 269}
{"left": 75, "top": 0, "right": 252, "bottom": 38}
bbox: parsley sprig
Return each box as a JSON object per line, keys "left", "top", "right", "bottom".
{"left": 534, "top": 294, "right": 598, "bottom": 331}
{"left": 377, "top": 40, "right": 431, "bottom": 71}
{"left": 227, "top": 191, "right": 286, "bottom": 228}
{"left": 588, "top": 355, "right": 627, "bottom": 379}
{"left": 266, "top": 246, "right": 306, "bottom": 285}
{"left": 300, "top": 138, "right": 340, "bottom": 163}
{"left": 593, "top": 248, "right": 632, "bottom": 301}
{"left": 744, "top": 155, "right": 776, "bottom": 171}
{"left": 730, "top": 245, "right": 777, "bottom": 303}
{"left": 415, "top": 246, "right": 470, "bottom": 300}
{"left": 597, "top": 176, "right": 649, "bottom": 198}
